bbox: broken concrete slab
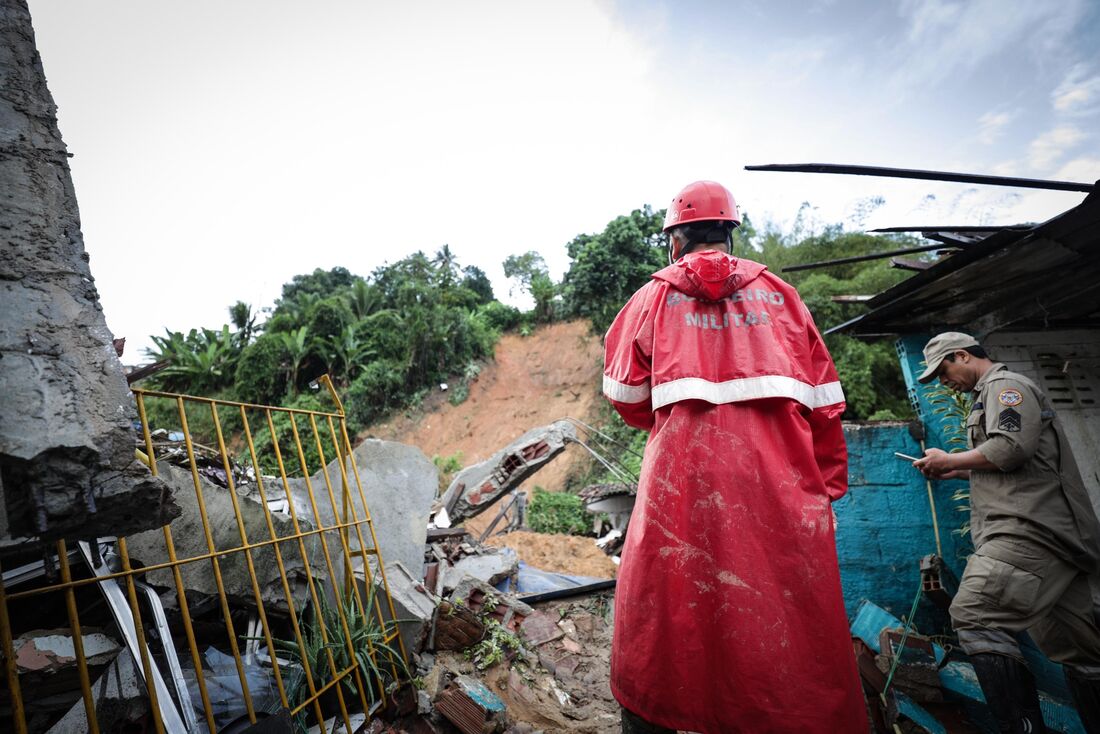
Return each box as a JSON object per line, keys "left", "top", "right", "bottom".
{"left": 374, "top": 561, "right": 439, "bottom": 654}
{"left": 11, "top": 627, "right": 125, "bottom": 722}
{"left": 440, "top": 546, "right": 519, "bottom": 594}
{"left": 13, "top": 628, "right": 120, "bottom": 674}
{"left": 579, "top": 483, "right": 636, "bottom": 533}
{"left": 126, "top": 463, "right": 324, "bottom": 614}
{"left": 519, "top": 612, "right": 564, "bottom": 648}
{"left": 285, "top": 438, "right": 437, "bottom": 577}
{"left": 0, "top": 0, "right": 178, "bottom": 550}
{"left": 46, "top": 649, "right": 148, "bottom": 734}
{"left": 437, "top": 421, "right": 576, "bottom": 525}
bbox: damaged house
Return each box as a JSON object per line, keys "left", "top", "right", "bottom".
{"left": 802, "top": 166, "right": 1100, "bottom": 733}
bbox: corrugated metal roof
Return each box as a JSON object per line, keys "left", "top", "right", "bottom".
{"left": 829, "top": 186, "right": 1100, "bottom": 337}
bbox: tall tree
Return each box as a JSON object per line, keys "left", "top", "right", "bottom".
{"left": 432, "top": 244, "right": 460, "bottom": 288}
{"left": 503, "top": 251, "right": 556, "bottom": 323}
{"left": 460, "top": 265, "right": 494, "bottom": 305}
{"left": 560, "top": 206, "right": 667, "bottom": 332}
{"left": 229, "top": 300, "right": 256, "bottom": 347}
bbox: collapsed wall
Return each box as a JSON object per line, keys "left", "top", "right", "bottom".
{"left": 0, "top": 0, "right": 176, "bottom": 549}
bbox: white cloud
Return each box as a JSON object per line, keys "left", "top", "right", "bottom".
{"left": 1052, "top": 64, "right": 1100, "bottom": 113}
{"left": 902, "top": 0, "right": 962, "bottom": 42}
{"left": 1053, "top": 156, "right": 1100, "bottom": 183}
{"left": 989, "top": 160, "right": 1021, "bottom": 177}
{"left": 1028, "top": 125, "right": 1085, "bottom": 170}
{"left": 890, "top": 0, "right": 1086, "bottom": 91}
{"left": 977, "top": 110, "right": 1015, "bottom": 144}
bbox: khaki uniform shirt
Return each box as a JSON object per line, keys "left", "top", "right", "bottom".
{"left": 968, "top": 363, "right": 1100, "bottom": 572}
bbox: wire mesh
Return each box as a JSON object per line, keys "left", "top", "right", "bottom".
{"left": 0, "top": 377, "right": 407, "bottom": 733}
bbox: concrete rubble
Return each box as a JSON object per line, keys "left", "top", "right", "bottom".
{"left": 45, "top": 650, "right": 148, "bottom": 734}
{"left": 579, "top": 483, "right": 636, "bottom": 556}
{"left": 435, "top": 421, "right": 576, "bottom": 526}
{"left": 8, "top": 627, "right": 123, "bottom": 726}
{"left": 434, "top": 674, "right": 507, "bottom": 734}
{"left": 285, "top": 438, "right": 438, "bottom": 576}
{"left": 440, "top": 546, "right": 519, "bottom": 595}
{"left": 379, "top": 560, "right": 440, "bottom": 652}
{"left": 0, "top": 0, "right": 177, "bottom": 551}
{"left": 424, "top": 528, "right": 520, "bottom": 597}
{"left": 13, "top": 627, "right": 120, "bottom": 675}
{"left": 125, "top": 462, "right": 326, "bottom": 614}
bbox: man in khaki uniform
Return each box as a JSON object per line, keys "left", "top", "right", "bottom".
{"left": 915, "top": 332, "right": 1100, "bottom": 733}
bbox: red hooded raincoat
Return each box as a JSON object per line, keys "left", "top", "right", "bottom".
{"left": 603, "top": 250, "right": 866, "bottom": 733}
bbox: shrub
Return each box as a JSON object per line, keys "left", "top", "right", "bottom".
{"left": 527, "top": 487, "right": 590, "bottom": 535}
{"left": 433, "top": 451, "right": 464, "bottom": 495}
{"left": 248, "top": 392, "right": 340, "bottom": 477}
{"left": 477, "top": 301, "right": 523, "bottom": 332}
{"left": 345, "top": 359, "right": 408, "bottom": 429}
{"left": 448, "top": 383, "right": 469, "bottom": 406}
{"left": 234, "top": 332, "right": 290, "bottom": 405}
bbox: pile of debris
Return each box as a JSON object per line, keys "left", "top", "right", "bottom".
{"left": 1, "top": 418, "right": 624, "bottom": 733}
{"left": 850, "top": 596, "right": 1087, "bottom": 733}
{"left": 382, "top": 563, "right": 619, "bottom": 734}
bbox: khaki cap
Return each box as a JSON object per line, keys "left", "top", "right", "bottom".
{"left": 918, "top": 332, "right": 980, "bottom": 383}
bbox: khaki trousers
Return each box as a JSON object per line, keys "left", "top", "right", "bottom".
{"left": 951, "top": 536, "right": 1100, "bottom": 676}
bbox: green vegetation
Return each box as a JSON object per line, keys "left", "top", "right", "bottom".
{"left": 432, "top": 451, "right": 464, "bottom": 496}
{"left": 527, "top": 487, "right": 590, "bottom": 535}
{"left": 142, "top": 248, "right": 506, "bottom": 473}
{"left": 559, "top": 206, "right": 667, "bottom": 334}
{"left": 923, "top": 381, "right": 974, "bottom": 538}
{"left": 271, "top": 588, "right": 409, "bottom": 730}
{"left": 465, "top": 617, "right": 523, "bottom": 671}
{"left": 143, "top": 199, "right": 919, "bottom": 486}
{"left": 504, "top": 251, "right": 558, "bottom": 324}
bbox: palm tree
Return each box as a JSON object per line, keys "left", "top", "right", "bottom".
{"left": 432, "top": 244, "right": 459, "bottom": 289}
{"left": 279, "top": 326, "right": 312, "bottom": 394}
{"left": 229, "top": 301, "right": 256, "bottom": 347}
{"left": 347, "top": 279, "right": 381, "bottom": 320}
{"left": 325, "top": 323, "right": 374, "bottom": 383}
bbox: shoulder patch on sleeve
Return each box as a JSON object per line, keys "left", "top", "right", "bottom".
{"left": 998, "top": 407, "right": 1021, "bottom": 432}
{"left": 998, "top": 388, "right": 1023, "bottom": 407}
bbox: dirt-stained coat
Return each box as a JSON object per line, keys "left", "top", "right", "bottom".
{"left": 602, "top": 250, "right": 866, "bottom": 733}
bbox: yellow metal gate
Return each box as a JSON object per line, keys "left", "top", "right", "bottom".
{"left": 0, "top": 376, "right": 406, "bottom": 733}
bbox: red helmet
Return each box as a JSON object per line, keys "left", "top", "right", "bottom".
{"left": 662, "top": 180, "right": 741, "bottom": 232}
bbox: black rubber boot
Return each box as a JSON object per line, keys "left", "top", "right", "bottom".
{"left": 621, "top": 706, "right": 676, "bottom": 734}
{"left": 970, "top": 653, "right": 1047, "bottom": 733}
{"left": 1065, "top": 669, "right": 1100, "bottom": 734}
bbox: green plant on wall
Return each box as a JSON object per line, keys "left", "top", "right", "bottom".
{"left": 923, "top": 381, "right": 974, "bottom": 538}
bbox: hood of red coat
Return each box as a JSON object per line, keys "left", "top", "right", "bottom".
{"left": 652, "top": 251, "right": 768, "bottom": 301}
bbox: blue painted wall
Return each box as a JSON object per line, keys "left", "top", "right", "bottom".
{"left": 835, "top": 421, "right": 969, "bottom": 620}
{"left": 833, "top": 332, "right": 973, "bottom": 620}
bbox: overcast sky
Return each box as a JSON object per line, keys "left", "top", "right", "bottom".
{"left": 27, "top": 0, "right": 1100, "bottom": 357}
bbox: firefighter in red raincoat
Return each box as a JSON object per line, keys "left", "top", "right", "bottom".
{"left": 603, "top": 181, "right": 867, "bottom": 733}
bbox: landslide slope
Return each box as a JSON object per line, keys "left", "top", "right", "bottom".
{"left": 362, "top": 320, "right": 619, "bottom": 578}
{"left": 363, "top": 319, "right": 605, "bottom": 503}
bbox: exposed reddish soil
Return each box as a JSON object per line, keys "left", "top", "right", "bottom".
{"left": 364, "top": 320, "right": 616, "bottom": 576}
{"left": 483, "top": 530, "right": 618, "bottom": 580}
{"left": 366, "top": 320, "right": 603, "bottom": 483}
